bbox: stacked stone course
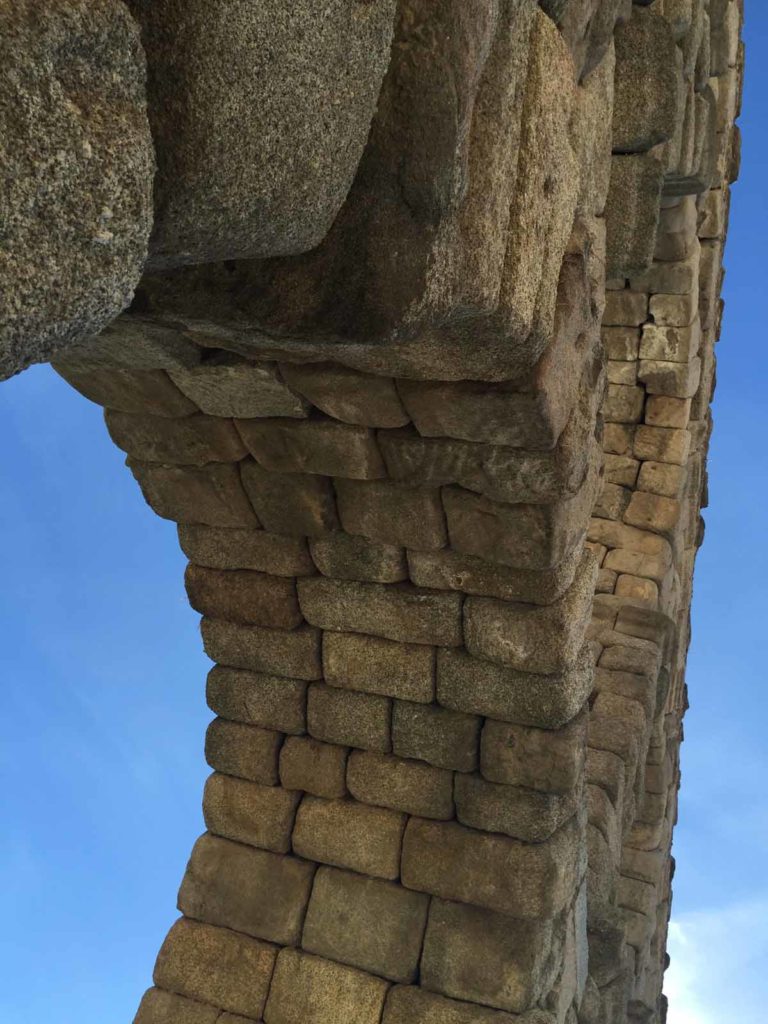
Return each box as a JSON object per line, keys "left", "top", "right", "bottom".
{"left": 1, "top": 1, "right": 744, "bottom": 1022}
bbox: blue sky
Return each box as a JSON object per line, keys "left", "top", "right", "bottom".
{"left": 1, "top": 12, "right": 767, "bottom": 1023}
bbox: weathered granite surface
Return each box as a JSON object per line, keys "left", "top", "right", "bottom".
{"left": 1, "top": 2, "right": 745, "bottom": 1022}
{"left": 0, "top": 0, "right": 154, "bottom": 379}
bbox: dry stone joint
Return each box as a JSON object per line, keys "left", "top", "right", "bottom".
{"left": 0, "top": 0, "right": 745, "bottom": 1022}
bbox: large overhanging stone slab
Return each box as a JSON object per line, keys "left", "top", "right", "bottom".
{"left": 0, "top": 0, "right": 153, "bottom": 380}
{"left": 612, "top": 6, "right": 680, "bottom": 154}
{"left": 127, "top": 3, "right": 585, "bottom": 382}
{"left": 539, "top": 0, "right": 631, "bottom": 80}
{"left": 127, "top": 0, "right": 396, "bottom": 268}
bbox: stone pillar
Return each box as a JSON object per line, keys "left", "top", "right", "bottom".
{"left": 2, "top": 0, "right": 744, "bottom": 1022}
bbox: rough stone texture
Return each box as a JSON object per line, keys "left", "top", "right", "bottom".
{"left": 153, "top": 918, "right": 276, "bottom": 1019}
{"left": 0, "top": 0, "right": 154, "bottom": 379}
{"left": 264, "top": 948, "right": 388, "bottom": 1024}
{"left": 302, "top": 866, "right": 429, "bottom": 983}
{"left": 128, "top": 0, "right": 396, "bottom": 267}
{"left": 178, "top": 834, "right": 314, "bottom": 946}
{"left": 5, "top": 4, "right": 744, "bottom": 1023}
{"left": 420, "top": 898, "right": 558, "bottom": 1012}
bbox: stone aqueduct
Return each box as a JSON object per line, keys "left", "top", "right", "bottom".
{"left": 1, "top": 2, "right": 744, "bottom": 1022}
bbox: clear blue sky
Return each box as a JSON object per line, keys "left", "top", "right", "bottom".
{"left": 1, "top": 13, "right": 767, "bottom": 1023}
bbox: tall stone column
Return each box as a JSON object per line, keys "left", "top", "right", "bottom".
{"left": 2, "top": 0, "right": 744, "bottom": 1021}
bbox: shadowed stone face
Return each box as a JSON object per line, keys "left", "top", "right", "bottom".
{"left": 0, "top": 0, "right": 153, "bottom": 380}
{"left": 127, "top": 0, "right": 397, "bottom": 268}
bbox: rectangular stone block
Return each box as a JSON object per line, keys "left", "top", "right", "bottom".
{"left": 203, "top": 773, "right": 300, "bottom": 853}
{"left": 298, "top": 578, "right": 463, "bottom": 646}
{"left": 603, "top": 422, "right": 635, "bottom": 456}
{"left": 302, "top": 867, "right": 429, "bottom": 983}
{"left": 129, "top": 459, "right": 259, "bottom": 527}
{"left": 633, "top": 424, "right": 691, "bottom": 465}
{"left": 56, "top": 365, "right": 197, "bottom": 418}
{"left": 407, "top": 544, "right": 582, "bottom": 607}
{"left": 481, "top": 713, "right": 586, "bottom": 794}
{"left": 237, "top": 418, "right": 385, "bottom": 479}
{"left": 636, "top": 460, "right": 685, "bottom": 498}
{"left": 463, "top": 552, "right": 597, "bottom": 673}
{"left": 154, "top": 918, "right": 276, "bottom": 1020}
{"left": 263, "top": 948, "right": 388, "bottom": 1024}
{"left": 602, "top": 384, "right": 645, "bottom": 424}
{"left": 624, "top": 492, "right": 681, "bottom": 537}
{"left": 602, "top": 326, "right": 640, "bottom": 361}
{"left": 602, "top": 290, "right": 648, "bottom": 327}
{"left": 437, "top": 645, "right": 594, "bottom": 730}
{"left": 603, "top": 454, "right": 640, "bottom": 488}
{"left": 323, "top": 631, "right": 434, "bottom": 704}
{"left": 204, "top": 718, "right": 281, "bottom": 785}
{"left": 391, "top": 701, "right": 480, "bottom": 773}
{"left": 178, "top": 834, "right": 315, "bottom": 946}
{"left": 606, "top": 360, "right": 637, "bottom": 386}
{"left": 240, "top": 460, "right": 338, "bottom": 537}
{"left": 279, "top": 362, "right": 409, "bottom": 429}
{"left": 443, "top": 458, "right": 598, "bottom": 571}
{"left": 178, "top": 524, "right": 314, "bottom": 576}
{"left": 279, "top": 736, "right": 348, "bottom": 800}
{"left": 292, "top": 796, "right": 406, "bottom": 881}
{"left": 308, "top": 684, "right": 391, "bottom": 754}
{"left": 640, "top": 320, "right": 701, "bottom": 362}
{"left": 588, "top": 519, "right": 673, "bottom": 561}
{"left": 397, "top": 378, "right": 551, "bottom": 451}
{"left": 454, "top": 773, "right": 575, "bottom": 842}
{"left": 401, "top": 815, "right": 583, "bottom": 919}
{"left": 106, "top": 410, "right": 247, "bottom": 466}
{"left": 335, "top": 478, "right": 447, "bottom": 551}
{"left": 648, "top": 291, "right": 697, "bottom": 326}
{"left": 644, "top": 395, "right": 691, "bottom": 429}
{"left": 169, "top": 359, "right": 309, "bottom": 419}
{"left": 638, "top": 356, "right": 702, "bottom": 397}
{"left": 378, "top": 418, "right": 592, "bottom": 505}
{"left": 206, "top": 666, "right": 307, "bottom": 735}
{"left": 382, "top": 986, "right": 521, "bottom": 1024}
{"left": 202, "top": 619, "right": 322, "bottom": 681}
{"left": 420, "top": 898, "right": 557, "bottom": 1013}
{"left": 185, "top": 564, "right": 301, "bottom": 629}
{"left": 309, "top": 532, "right": 407, "bottom": 583}
{"left": 134, "top": 987, "right": 219, "bottom": 1024}
{"left": 347, "top": 750, "right": 454, "bottom": 820}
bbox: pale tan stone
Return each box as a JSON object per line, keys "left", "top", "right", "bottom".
{"left": 170, "top": 359, "right": 308, "bottom": 418}
{"left": 348, "top": 750, "right": 454, "bottom": 820}
{"left": 640, "top": 320, "right": 701, "bottom": 362}
{"left": 203, "top": 773, "right": 300, "bottom": 853}
{"left": 279, "top": 736, "right": 348, "bottom": 800}
{"left": 179, "top": 525, "right": 314, "bottom": 576}
{"left": 302, "top": 867, "right": 429, "bottom": 984}
{"left": 637, "top": 461, "right": 686, "bottom": 498}
{"left": 298, "top": 578, "right": 463, "bottom": 646}
{"left": 264, "top": 948, "right": 388, "bottom": 1024}
{"left": 644, "top": 396, "right": 691, "bottom": 428}
{"left": 614, "top": 574, "right": 660, "bottom": 608}
{"left": 178, "top": 834, "right": 314, "bottom": 947}
{"left": 323, "top": 632, "right": 434, "bottom": 704}
{"left": 153, "top": 919, "right": 276, "bottom": 1020}
{"left": 638, "top": 357, "right": 702, "bottom": 398}
{"left": 633, "top": 425, "right": 691, "bottom": 465}
{"left": 292, "top": 796, "right": 406, "bottom": 881}
{"left": 279, "top": 363, "right": 409, "bottom": 428}
{"left": 309, "top": 533, "right": 408, "bottom": 584}
{"left": 401, "top": 815, "right": 584, "bottom": 919}
{"left": 624, "top": 492, "right": 681, "bottom": 537}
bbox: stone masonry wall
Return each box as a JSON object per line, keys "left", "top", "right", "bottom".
{"left": 1, "top": 2, "right": 744, "bottom": 1023}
